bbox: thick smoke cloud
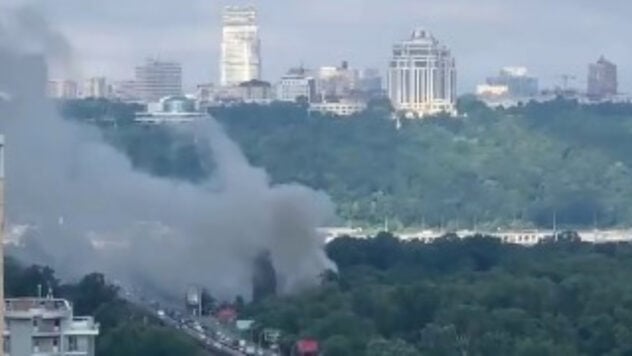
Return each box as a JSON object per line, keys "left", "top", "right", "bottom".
{"left": 0, "top": 6, "right": 336, "bottom": 301}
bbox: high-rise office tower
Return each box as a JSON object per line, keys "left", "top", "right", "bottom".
{"left": 387, "top": 28, "right": 457, "bottom": 117}
{"left": 220, "top": 6, "right": 261, "bottom": 86}
{"left": 83, "top": 77, "right": 109, "bottom": 99}
{"left": 588, "top": 56, "right": 617, "bottom": 99}
{"left": 486, "top": 67, "right": 539, "bottom": 98}
{"left": 134, "top": 58, "right": 182, "bottom": 102}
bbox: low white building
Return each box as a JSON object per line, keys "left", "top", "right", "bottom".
{"left": 4, "top": 298, "right": 99, "bottom": 356}
{"left": 135, "top": 96, "right": 210, "bottom": 124}
{"left": 47, "top": 80, "right": 79, "bottom": 99}
{"left": 309, "top": 100, "right": 367, "bottom": 117}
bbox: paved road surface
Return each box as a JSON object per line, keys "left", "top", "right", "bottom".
{"left": 120, "top": 286, "right": 276, "bottom": 356}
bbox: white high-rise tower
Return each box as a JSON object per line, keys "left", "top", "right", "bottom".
{"left": 387, "top": 28, "right": 457, "bottom": 118}
{"left": 220, "top": 6, "right": 261, "bottom": 86}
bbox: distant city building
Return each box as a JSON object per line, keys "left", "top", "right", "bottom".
{"left": 194, "top": 83, "right": 215, "bottom": 109}
{"left": 82, "top": 77, "right": 108, "bottom": 98}
{"left": 47, "top": 80, "right": 79, "bottom": 99}
{"left": 136, "top": 96, "right": 209, "bottom": 124}
{"left": 221, "top": 6, "right": 261, "bottom": 86}
{"left": 317, "top": 61, "right": 359, "bottom": 99}
{"left": 134, "top": 58, "right": 182, "bottom": 102}
{"left": 309, "top": 99, "right": 367, "bottom": 117}
{"left": 387, "top": 28, "right": 457, "bottom": 118}
{"left": 238, "top": 79, "right": 273, "bottom": 104}
{"left": 588, "top": 56, "right": 618, "bottom": 100}
{"left": 212, "top": 86, "right": 243, "bottom": 103}
{"left": 476, "top": 84, "right": 509, "bottom": 98}
{"left": 358, "top": 68, "right": 383, "bottom": 94}
{"left": 4, "top": 298, "right": 99, "bottom": 356}
{"left": 276, "top": 67, "right": 317, "bottom": 103}
{"left": 486, "top": 67, "right": 538, "bottom": 98}
{"left": 110, "top": 80, "right": 139, "bottom": 102}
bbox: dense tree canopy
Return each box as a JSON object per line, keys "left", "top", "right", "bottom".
{"left": 60, "top": 97, "right": 632, "bottom": 230}
{"left": 4, "top": 256, "right": 207, "bottom": 356}
{"left": 242, "top": 234, "right": 632, "bottom": 356}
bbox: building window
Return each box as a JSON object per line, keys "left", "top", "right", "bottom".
{"left": 67, "top": 336, "right": 78, "bottom": 351}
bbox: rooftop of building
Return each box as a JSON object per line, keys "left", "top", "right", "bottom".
{"left": 500, "top": 66, "right": 530, "bottom": 77}
{"left": 238, "top": 79, "right": 271, "bottom": 88}
{"left": 406, "top": 27, "right": 440, "bottom": 45}
{"left": 223, "top": 5, "right": 257, "bottom": 26}
{"left": 595, "top": 55, "right": 616, "bottom": 67}
{"left": 286, "top": 66, "right": 309, "bottom": 76}
{"left": 5, "top": 298, "right": 71, "bottom": 314}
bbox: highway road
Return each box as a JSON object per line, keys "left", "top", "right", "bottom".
{"left": 119, "top": 286, "right": 277, "bottom": 356}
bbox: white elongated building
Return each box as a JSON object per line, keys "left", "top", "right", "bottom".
{"left": 387, "top": 28, "right": 457, "bottom": 118}
{"left": 220, "top": 6, "right": 261, "bottom": 86}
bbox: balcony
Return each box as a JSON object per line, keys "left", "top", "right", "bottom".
{"left": 66, "top": 317, "right": 99, "bottom": 336}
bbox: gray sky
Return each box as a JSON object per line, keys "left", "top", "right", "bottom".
{"left": 9, "top": 0, "right": 632, "bottom": 93}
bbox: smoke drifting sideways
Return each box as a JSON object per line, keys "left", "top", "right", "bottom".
{"left": 0, "top": 7, "right": 337, "bottom": 301}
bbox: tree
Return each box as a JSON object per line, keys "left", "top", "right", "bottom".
{"left": 366, "top": 338, "right": 418, "bottom": 356}
{"left": 96, "top": 324, "right": 206, "bottom": 356}
{"left": 201, "top": 288, "right": 216, "bottom": 315}
{"left": 323, "top": 335, "right": 354, "bottom": 356}
{"left": 61, "top": 273, "right": 119, "bottom": 315}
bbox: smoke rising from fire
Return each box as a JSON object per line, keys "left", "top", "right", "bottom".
{"left": 0, "top": 5, "right": 336, "bottom": 301}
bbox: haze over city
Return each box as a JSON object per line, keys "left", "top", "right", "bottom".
{"left": 3, "top": 1, "right": 632, "bottom": 355}
{"left": 6, "top": 0, "right": 631, "bottom": 92}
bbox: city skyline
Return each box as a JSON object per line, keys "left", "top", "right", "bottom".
{"left": 24, "top": 0, "right": 631, "bottom": 94}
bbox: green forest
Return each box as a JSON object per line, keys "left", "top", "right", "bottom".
{"left": 25, "top": 98, "right": 632, "bottom": 354}
{"left": 245, "top": 234, "right": 632, "bottom": 356}
{"left": 11, "top": 233, "right": 632, "bottom": 356}
{"left": 4, "top": 257, "right": 208, "bottom": 356}
{"left": 60, "top": 98, "right": 632, "bottom": 230}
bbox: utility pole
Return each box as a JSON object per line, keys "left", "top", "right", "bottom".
{"left": 553, "top": 211, "right": 558, "bottom": 240}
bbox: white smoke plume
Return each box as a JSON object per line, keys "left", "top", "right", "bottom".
{"left": 0, "top": 6, "right": 336, "bottom": 301}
